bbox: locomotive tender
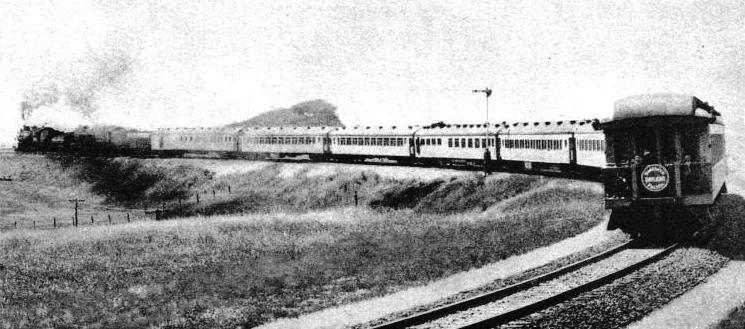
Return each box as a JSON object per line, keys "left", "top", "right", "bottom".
{"left": 17, "top": 93, "right": 726, "bottom": 239}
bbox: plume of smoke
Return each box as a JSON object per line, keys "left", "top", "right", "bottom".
{"left": 20, "top": 50, "right": 133, "bottom": 123}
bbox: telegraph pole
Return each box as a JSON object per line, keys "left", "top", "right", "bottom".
{"left": 68, "top": 198, "right": 85, "bottom": 226}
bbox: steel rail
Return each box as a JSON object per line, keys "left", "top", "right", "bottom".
{"left": 456, "top": 243, "right": 679, "bottom": 329}
{"left": 371, "top": 240, "right": 636, "bottom": 329}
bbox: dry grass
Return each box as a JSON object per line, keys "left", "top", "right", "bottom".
{"left": 0, "top": 152, "right": 607, "bottom": 328}
{"left": 0, "top": 184, "right": 604, "bottom": 329}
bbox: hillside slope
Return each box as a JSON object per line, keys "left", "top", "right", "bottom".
{"left": 226, "top": 100, "right": 343, "bottom": 128}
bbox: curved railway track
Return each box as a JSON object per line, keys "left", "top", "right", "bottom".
{"left": 370, "top": 241, "right": 678, "bottom": 329}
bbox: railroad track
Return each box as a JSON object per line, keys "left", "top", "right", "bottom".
{"left": 371, "top": 241, "right": 678, "bottom": 329}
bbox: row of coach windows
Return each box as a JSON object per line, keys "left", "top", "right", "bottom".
{"left": 247, "top": 137, "right": 317, "bottom": 145}
{"left": 578, "top": 139, "right": 605, "bottom": 152}
{"left": 334, "top": 137, "right": 404, "bottom": 147}
{"left": 447, "top": 138, "right": 494, "bottom": 148}
{"left": 420, "top": 138, "right": 442, "bottom": 146}
{"left": 178, "top": 136, "right": 233, "bottom": 142}
{"left": 503, "top": 139, "right": 565, "bottom": 150}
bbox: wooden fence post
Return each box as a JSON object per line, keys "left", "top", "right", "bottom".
{"left": 91, "top": 216, "right": 94, "bottom": 224}
{"left": 127, "top": 213, "right": 131, "bottom": 222}
{"left": 228, "top": 185, "right": 231, "bottom": 194}
{"left": 212, "top": 189, "right": 216, "bottom": 199}
{"left": 196, "top": 193, "right": 200, "bottom": 203}
{"left": 33, "top": 221, "right": 36, "bottom": 229}
{"left": 53, "top": 217, "right": 56, "bottom": 228}
{"left": 108, "top": 214, "right": 111, "bottom": 223}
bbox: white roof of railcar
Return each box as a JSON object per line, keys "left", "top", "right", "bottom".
{"left": 602, "top": 93, "right": 722, "bottom": 125}
{"left": 156, "top": 127, "right": 243, "bottom": 134}
{"left": 416, "top": 120, "right": 600, "bottom": 136}
{"left": 330, "top": 125, "right": 420, "bottom": 136}
{"left": 498, "top": 119, "right": 600, "bottom": 135}
{"left": 240, "top": 126, "right": 338, "bottom": 136}
{"left": 417, "top": 123, "right": 496, "bottom": 136}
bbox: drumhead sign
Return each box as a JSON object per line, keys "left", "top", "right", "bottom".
{"left": 641, "top": 164, "right": 670, "bottom": 192}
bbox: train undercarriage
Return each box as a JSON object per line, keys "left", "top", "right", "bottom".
{"left": 608, "top": 185, "right": 727, "bottom": 243}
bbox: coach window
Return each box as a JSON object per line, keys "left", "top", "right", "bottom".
{"left": 454, "top": 138, "right": 460, "bottom": 147}
{"left": 437, "top": 138, "right": 442, "bottom": 145}
{"left": 398, "top": 138, "right": 404, "bottom": 146}
{"left": 474, "top": 138, "right": 480, "bottom": 148}
{"left": 448, "top": 138, "right": 453, "bottom": 147}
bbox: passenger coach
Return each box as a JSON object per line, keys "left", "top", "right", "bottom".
{"left": 498, "top": 120, "right": 605, "bottom": 173}
{"left": 151, "top": 127, "right": 240, "bottom": 156}
{"left": 416, "top": 123, "right": 497, "bottom": 167}
{"left": 238, "top": 126, "right": 334, "bottom": 160}
{"left": 329, "top": 126, "right": 419, "bottom": 163}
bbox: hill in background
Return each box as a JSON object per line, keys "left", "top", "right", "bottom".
{"left": 225, "top": 100, "right": 343, "bottom": 128}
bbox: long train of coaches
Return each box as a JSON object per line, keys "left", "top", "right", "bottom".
{"left": 150, "top": 118, "right": 606, "bottom": 174}
{"left": 16, "top": 93, "right": 728, "bottom": 239}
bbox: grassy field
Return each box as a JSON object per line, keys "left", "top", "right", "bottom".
{"left": 0, "top": 154, "right": 213, "bottom": 228}
{"left": 0, "top": 153, "right": 606, "bottom": 328}
{"left": 0, "top": 153, "right": 554, "bottom": 226}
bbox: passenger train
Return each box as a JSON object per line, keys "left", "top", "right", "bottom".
{"left": 150, "top": 119, "right": 606, "bottom": 175}
{"left": 17, "top": 93, "right": 727, "bottom": 240}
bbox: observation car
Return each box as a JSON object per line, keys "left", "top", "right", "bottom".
{"left": 598, "top": 93, "right": 726, "bottom": 239}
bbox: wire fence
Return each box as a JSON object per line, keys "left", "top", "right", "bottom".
{"left": 0, "top": 186, "right": 237, "bottom": 232}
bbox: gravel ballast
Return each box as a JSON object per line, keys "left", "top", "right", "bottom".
{"left": 410, "top": 248, "right": 660, "bottom": 329}
{"left": 499, "top": 248, "right": 729, "bottom": 329}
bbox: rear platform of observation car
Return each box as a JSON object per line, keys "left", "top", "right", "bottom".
{"left": 600, "top": 93, "right": 726, "bottom": 210}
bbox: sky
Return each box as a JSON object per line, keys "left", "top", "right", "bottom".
{"left": 1, "top": 1, "right": 744, "bottom": 147}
